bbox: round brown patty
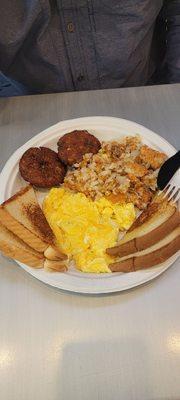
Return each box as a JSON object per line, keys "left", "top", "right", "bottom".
{"left": 19, "top": 147, "right": 66, "bottom": 188}
{"left": 57, "top": 130, "right": 101, "bottom": 166}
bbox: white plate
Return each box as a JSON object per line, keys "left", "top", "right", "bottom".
{"left": 0, "top": 116, "right": 179, "bottom": 294}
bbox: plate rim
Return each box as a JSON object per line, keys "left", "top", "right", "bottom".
{"left": 13, "top": 253, "right": 179, "bottom": 294}
{"left": 0, "top": 116, "right": 179, "bottom": 294}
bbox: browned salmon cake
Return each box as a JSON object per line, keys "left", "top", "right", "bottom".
{"left": 57, "top": 130, "right": 101, "bottom": 166}
{"left": 19, "top": 147, "right": 66, "bottom": 188}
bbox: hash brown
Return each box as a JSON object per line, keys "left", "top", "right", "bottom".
{"left": 64, "top": 136, "right": 167, "bottom": 210}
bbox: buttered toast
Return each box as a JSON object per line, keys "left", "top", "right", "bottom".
{"left": 44, "top": 259, "right": 68, "bottom": 272}
{"left": 0, "top": 185, "right": 55, "bottom": 252}
{"left": 0, "top": 223, "right": 44, "bottom": 268}
{"left": 109, "top": 227, "right": 180, "bottom": 272}
{"left": 107, "top": 198, "right": 179, "bottom": 257}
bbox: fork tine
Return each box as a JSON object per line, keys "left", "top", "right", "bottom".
{"left": 171, "top": 189, "right": 180, "bottom": 204}
{"left": 168, "top": 187, "right": 178, "bottom": 202}
{"left": 176, "top": 191, "right": 180, "bottom": 203}
{"left": 162, "top": 185, "right": 173, "bottom": 199}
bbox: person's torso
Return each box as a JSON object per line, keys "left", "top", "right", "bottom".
{"left": 0, "top": 0, "right": 163, "bottom": 93}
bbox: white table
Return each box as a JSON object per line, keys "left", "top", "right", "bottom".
{"left": 0, "top": 84, "right": 180, "bottom": 400}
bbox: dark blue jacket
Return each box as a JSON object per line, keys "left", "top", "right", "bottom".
{"left": 0, "top": 0, "right": 179, "bottom": 97}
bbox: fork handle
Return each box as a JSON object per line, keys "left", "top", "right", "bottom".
{"left": 157, "top": 150, "right": 180, "bottom": 190}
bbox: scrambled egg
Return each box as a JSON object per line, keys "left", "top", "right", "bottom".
{"left": 43, "top": 188, "right": 135, "bottom": 273}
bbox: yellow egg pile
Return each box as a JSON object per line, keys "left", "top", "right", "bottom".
{"left": 43, "top": 188, "right": 135, "bottom": 273}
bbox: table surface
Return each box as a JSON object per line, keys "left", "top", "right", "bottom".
{"left": 0, "top": 84, "right": 180, "bottom": 400}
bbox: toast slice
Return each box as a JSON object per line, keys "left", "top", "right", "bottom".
{"left": 109, "top": 227, "right": 180, "bottom": 272}
{"left": 44, "top": 259, "right": 68, "bottom": 272}
{"left": 0, "top": 223, "right": 44, "bottom": 268}
{"left": 107, "top": 198, "right": 178, "bottom": 257}
{"left": 0, "top": 185, "right": 55, "bottom": 252}
{"left": 44, "top": 245, "right": 68, "bottom": 261}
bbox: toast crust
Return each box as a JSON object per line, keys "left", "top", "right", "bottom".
{"left": 134, "top": 235, "right": 180, "bottom": 270}
{"left": 136, "top": 208, "right": 180, "bottom": 251}
{"left": 44, "top": 259, "right": 68, "bottom": 272}
{"left": 0, "top": 241, "right": 44, "bottom": 268}
{"left": 115, "top": 200, "right": 175, "bottom": 245}
{"left": 2, "top": 185, "right": 31, "bottom": 206}
{"left": 22, "top": 202, "right": 55, "bottom": 244}
{"left": 128, "top": 202, "right": 160, "bottom": 231}
{"left": 110, "top": 258, "right": 134, "bottom": 273}
{"left": 0, "top": 207, "right": 49, "bottom": 252}
{"left": 44, "top": 245, "right": 68, "bottom": 261}
{"left": 109, "top": 233, "right": 180, "bottom": 272}
{"left": 107, "top": 208, "right": 180, "bottom": 257}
